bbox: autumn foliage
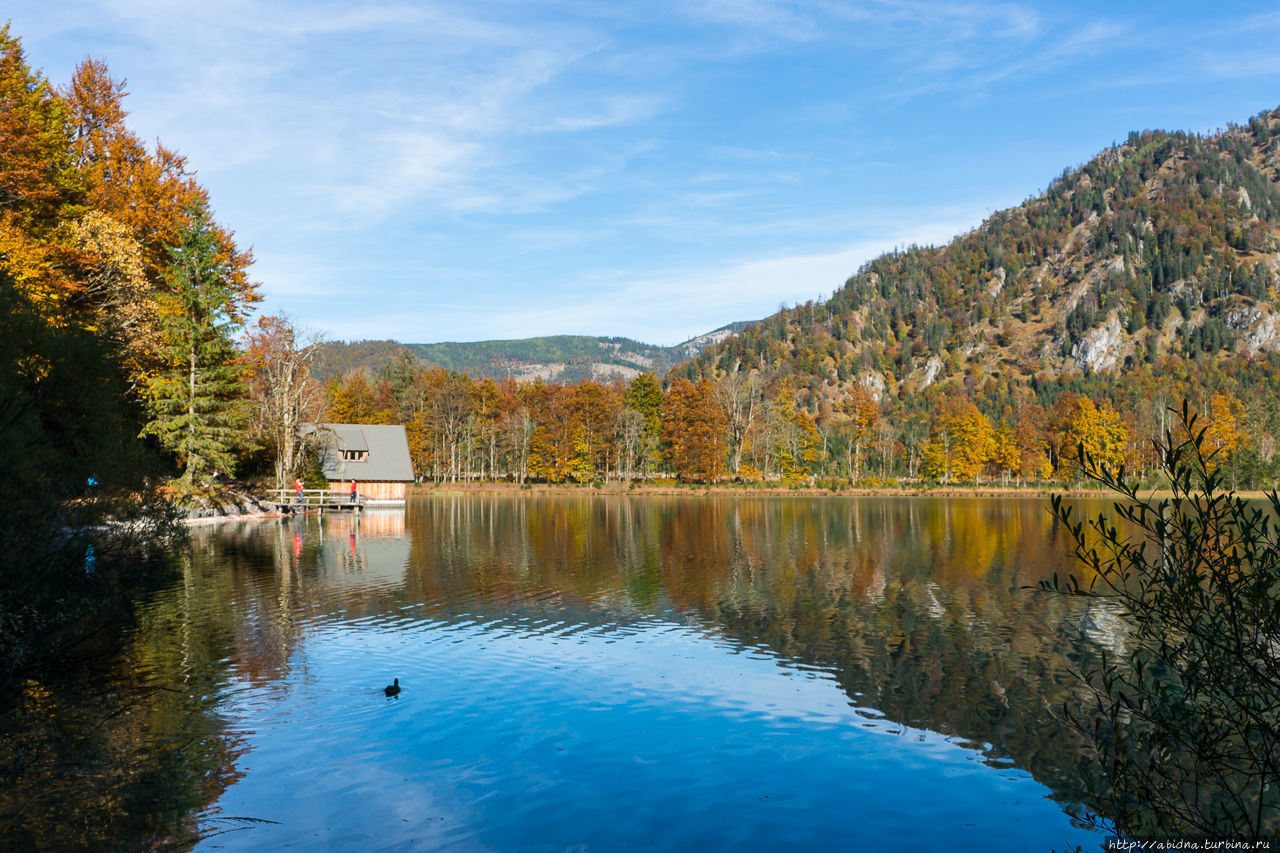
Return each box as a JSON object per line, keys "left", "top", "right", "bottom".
{"left": 313, "top": 352, "right": 1272, "bottom": 489}
{"left": 0, "top": 27, "right": 257, "bottom": 500}
{"left": 661, "top": 379, "right": 726, "bottom": 482}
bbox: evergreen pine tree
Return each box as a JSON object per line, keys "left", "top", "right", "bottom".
{"left": 142, "top": 203, "right": 247, "bottom": 496}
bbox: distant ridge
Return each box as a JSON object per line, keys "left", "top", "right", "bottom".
{"left": 311, "top": 323, "right": 752, "bottom": 384}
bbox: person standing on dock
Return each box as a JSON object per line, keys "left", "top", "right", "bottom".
{"left": 350, "top": 481, "right": 358, "bottom": 505}
{"left": 294, "top": 477, "right": 304, "bottom": 504}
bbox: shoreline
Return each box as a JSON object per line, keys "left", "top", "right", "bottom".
{"left": 410, "top": 481, "right": 1279, "bottom": 500}
{"left": 178, "top": 489, "right": 283, "bottom": 525}
{"left": 182, "top": 509, "right": 284, "bottom": 525}
{"left": 180, "top": 484, "right": 1280, "bottom": 520}
{"left": 412, "top": 481, "right": 1090, "bottom": 499}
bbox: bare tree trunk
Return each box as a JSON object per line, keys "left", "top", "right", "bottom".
{"left": 186, "top": 340, "right": 198, "bottom": 483}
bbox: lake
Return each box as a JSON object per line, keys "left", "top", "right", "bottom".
{"left": 6, "top": 495, "right": 1118, "bottom": 850}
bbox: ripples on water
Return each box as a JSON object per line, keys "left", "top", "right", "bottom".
{"left": 5, "top": 496, "right": 1116, "bottom": 850}
{"left": 146, "top": 496, "right": 1108, "bottom": 852}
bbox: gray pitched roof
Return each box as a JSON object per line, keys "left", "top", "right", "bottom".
{"left": 317, "top": 423, "right": 415, "bottom": 482}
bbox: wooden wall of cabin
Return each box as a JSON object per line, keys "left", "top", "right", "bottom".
{"left": 327, "top": 481, "right": 407, "bottom": 501}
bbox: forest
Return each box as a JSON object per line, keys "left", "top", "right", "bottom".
{"left": 0, "top": 27, "right": 261, "bottom": 843}
{"left": 314, "top": 110, "right": 1280, "bottom": 492}
{"left": 0, "top": 24, "right": 257, "bottom": 509}
{"left": 319, "top": 356, "right": 1262, "bottom": 489}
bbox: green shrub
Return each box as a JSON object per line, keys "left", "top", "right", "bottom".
{"left": 1045, "top": 402, "right": 1280, "bottom": 841}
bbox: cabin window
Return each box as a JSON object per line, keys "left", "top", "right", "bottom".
{"left": 341, "top": 450, "right": 368, "bottom": 461}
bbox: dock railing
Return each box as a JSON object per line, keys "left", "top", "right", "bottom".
{"left": 263, "top": 489, "right": 365, "bottom": 512}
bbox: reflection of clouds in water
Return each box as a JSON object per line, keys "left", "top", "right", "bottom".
{"left": 370, "top": 763, "right": 472, "bottom": 848}
{"left": 329, "top": 614, "right": 1041, "bottom": 769}
{"left": 467, "top": 624, "right": 854, "bottom": 726}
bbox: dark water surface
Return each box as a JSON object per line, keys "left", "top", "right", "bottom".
{"left": 20, "top": 495, "right": 1123, "bottom": 850}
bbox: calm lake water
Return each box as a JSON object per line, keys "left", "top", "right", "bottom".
{"left": 12, "top": 495, "right": 1124, "bottom": 850}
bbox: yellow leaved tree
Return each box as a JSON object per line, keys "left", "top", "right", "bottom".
{"left": 1200, "top": 391, "right": 1247, "bottom": 488}
{"left": 1059, "top": 397, "right": 1128, "bottom": 476}
{"left": 921, "top": 395, "right": 994, "bottom": 484}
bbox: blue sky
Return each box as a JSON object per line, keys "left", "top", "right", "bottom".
{"left": 7, "top": 2, "right": 1280, "bottom": 345}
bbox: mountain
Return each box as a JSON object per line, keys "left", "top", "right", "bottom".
{"left": 315, "top": 107, "right": 1280, "bottom": 419}
{"left": 311, "top": 324, "right": 752, "bottom": 384}
{"left": 406, "top": 335, "right": 665, "bottom": 383}
{"left": 672, "top": 109, "right": 1280, "bottom": 410}
{"left": 309, "top": 339, "right": 414, "bottom": 384}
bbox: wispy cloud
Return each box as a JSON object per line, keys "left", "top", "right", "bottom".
{"left": 69, "top": 4, "right": 672, "bottom": 235}
{"left": 1193, "top": 11, "right": 1280, "bottom": 81}
{"left": 534, "top": 95, "right": 666, "bottom": 133}
{"left": 960, "top": 19, "right": 1130, "bottom": 90}
{"left": 8, "top": 0, "right": 1278, "bottom": 344}
{"left": 321, "top": 205, "right": 991, "bottom": 345}
{"left": 682, "top": 0, "right": 1045, "bottom": 47}
{"left": 685, "top": 0, "right": 827, "bottom": 41}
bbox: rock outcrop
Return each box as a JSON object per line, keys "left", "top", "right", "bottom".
{"left": 1071, "top": 314, "right": 1129, "bottom": 373}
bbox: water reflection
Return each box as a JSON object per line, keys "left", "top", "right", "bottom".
{"left": 397, "top": 496, "right": 1105, "bottom": 797}
{"left": 189, "top": 495, "right": 1109, "bottom": 850}
{"left": 0, "top": 542, "right": 250, "bottom": 850}
{"left": 2, "top": 496, "right": 1117, "bottom": 850}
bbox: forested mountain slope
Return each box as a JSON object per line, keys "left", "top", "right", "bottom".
{"left": 406, "top": 335, "right": 671, "bottom": 383}
{"left": 310, "top": 339, "right": 415, "bottom": 383}
{"left": 317, "top": 109, "right": 1280, "bottom": 488}
{"left": 313, "top": 324, "right": 750, "bottom": 384}
{"left": 674, "top": 109, "right": 1280, "bottom": 420}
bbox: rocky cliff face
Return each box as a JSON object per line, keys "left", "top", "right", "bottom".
{"left": 1071, "top": 314, "right": 1129, "bottom": 373}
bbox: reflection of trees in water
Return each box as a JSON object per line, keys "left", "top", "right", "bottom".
{"left": 711, "top": 499, "right": 1112, "bottom": 810}
{"left": 3, "top": 496, "right": 1116, "bottom": 847}
{"left": 0, "top": 544, "right": 249, "bottom": 849}
{"left": 0, "top": 495, "right": 1127, "bottom": 846}
{"left": 0, "top": 512, "right": 402, "bottom": 849}
{"left": 403, "top": 495, "right": 1109, "bottom": 810}
{"left": 653, "top": 499, "right": 1100, "bottom": 805}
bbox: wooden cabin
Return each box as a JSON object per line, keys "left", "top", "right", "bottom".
{"left": 317, "top": 423, "right": 415, "bottom": 504}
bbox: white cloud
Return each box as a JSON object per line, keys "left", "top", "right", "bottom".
{"left": 11, "top": 0, "right": 664, "bottom": 227}
{"left": 1200, "top": 52, "right": 1280, "bottom": 80}
{"left": 320, "top": 205, "right": 991, "bottom": 345}
{"left": 573, "top": 214, "right": 982, "bottom": 344}
{"left": 329, "top": 130, "right": 482, "bottom": 221}
{"left": 535, "top": 94, "right": 666, "bottom": 133}
{"left": 685, "top": 0, "right": 825, "bottom": 40}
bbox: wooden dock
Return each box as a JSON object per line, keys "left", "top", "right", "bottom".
{"left": 263, "top": 489, "right": 366, "bottom": 514}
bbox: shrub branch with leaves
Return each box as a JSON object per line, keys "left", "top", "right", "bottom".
{"left": 1045, "top": 401, "right": 1280, "bottom": 841}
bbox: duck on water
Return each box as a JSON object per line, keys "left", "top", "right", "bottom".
{"left": 385, "top": 678, "right": 401, "bottom": 697}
